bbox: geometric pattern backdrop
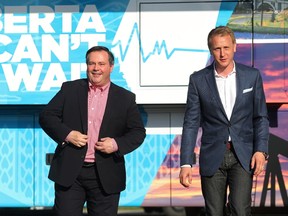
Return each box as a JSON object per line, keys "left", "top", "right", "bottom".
{"left": 0, "top": 112, "right": 172, "bottom": 207}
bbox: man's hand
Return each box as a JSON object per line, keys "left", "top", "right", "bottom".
{"left": 95, "top": 137, "right": 115, "bottom": 154}
{"left": 66, "top": 130, "right": 88, "bottom": 147}
{"left": 179, "top": 167, "right": 193, "bottom": 188}
{"left": 251, "top": 151, "right": 266, "bottom": 176}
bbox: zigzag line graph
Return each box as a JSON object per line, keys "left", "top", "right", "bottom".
{"left": 112, "top": 22, "right": 209, "bottom": 63}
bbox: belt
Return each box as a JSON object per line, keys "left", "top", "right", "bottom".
{"left": 82, "top": 162, "right": 95, "bottom": 168}
{"left": 226, "top": 141, "right": 233, "bottom": 150}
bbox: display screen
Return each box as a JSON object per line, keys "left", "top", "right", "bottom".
{"left": 0, "top": 0, "right": 287, "bottom": 104}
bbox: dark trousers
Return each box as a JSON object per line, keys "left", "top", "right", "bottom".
{"left": 201, "top": 149, "right": 253, "bottom": 216}
{"left": 53, "top": 165, "right": 120, "bottom": 216}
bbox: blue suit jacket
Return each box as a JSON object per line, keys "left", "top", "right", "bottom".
{"left": 39, "top": 79, "right": 146, "bottom": 193}
{"left": 180, "top": 62, "right": 269, "bottom": 176}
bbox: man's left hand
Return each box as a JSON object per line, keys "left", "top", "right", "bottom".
{"left": 251, "top": 152, "right": 266, "bottom": 176}
{"left": 95, "top": 137, "right": 115, "bottom": 154}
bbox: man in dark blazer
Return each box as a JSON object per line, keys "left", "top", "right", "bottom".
{"left": 179, "top": 26, "right": 269, "bottom": 216}
{"left": 39, "top": 46, "right": 146, "bottom": 216}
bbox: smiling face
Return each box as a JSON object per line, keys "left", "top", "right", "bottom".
{"left": 209, "top": 34, "right": 236, "bottom": 75}
{"left": 86, "top": 50, "right": 114, "bottom": 87}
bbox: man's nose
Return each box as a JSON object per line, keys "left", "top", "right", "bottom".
{"left": 93, "top": 64, "right": 99, "bottom": 70}
{"left": 220, "top": 49, "right": 224, "bottom": 56}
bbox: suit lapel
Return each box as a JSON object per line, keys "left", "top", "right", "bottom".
{"left": 99, "top": 83, "right": 116, "bottom": 136}
{"left": 231, "top": 64, "right": 246, "bottom": 116}
{"left": 77, "top": 79, "right": 88, "bottom": 134}
{"left": 205, "top": 66, "right": 227, "bottom": 118}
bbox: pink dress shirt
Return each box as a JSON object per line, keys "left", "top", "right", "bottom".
{"left": 85, "top": 82, "right": 117, "bottom": 162}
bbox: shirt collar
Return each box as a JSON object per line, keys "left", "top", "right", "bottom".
{"left": 214, "top": 61, "right": 236, "bottom": 78}
{"left": 89, "top": 82, "right": 110, "bottom": 92}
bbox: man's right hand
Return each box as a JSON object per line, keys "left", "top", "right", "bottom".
{"left": 66, "top": 130, "right": 88, "bottom": 147}
{"left": 179, "top": 167, "right": 193, "bottom": 188}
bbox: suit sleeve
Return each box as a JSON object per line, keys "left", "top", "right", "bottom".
{"left": 113, "top": 93, "right": 146, "bottom": 156}
{"left": 39, "top": 83, "right": 72, "bottom": 145}
{"left": 253, "top": 70, "right": 269, "bottom": 153}
{"left": 180, "top": 74, "right": 201, "bottom": 166}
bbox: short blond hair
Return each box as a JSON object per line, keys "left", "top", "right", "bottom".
{"left": 207, "top": 26, "right": 236, "bottom": 50}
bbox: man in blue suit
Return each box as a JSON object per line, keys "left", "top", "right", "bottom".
{"left": 179, "top": 26, "right": 269, "bottom": 215}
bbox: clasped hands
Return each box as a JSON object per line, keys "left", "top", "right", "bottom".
{"left": 66, "top": 130, "right": 115, "bottom": 154}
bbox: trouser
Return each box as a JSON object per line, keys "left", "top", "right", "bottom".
{"left": 54, "top": 165, "right": 120, "bottom": 216}
{"left": 201, "top": 148, "right": 253, "bottom": 216}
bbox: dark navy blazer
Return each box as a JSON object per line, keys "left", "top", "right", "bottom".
{"left": 180, "top": 62, "right": 269, "bottom": 176}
